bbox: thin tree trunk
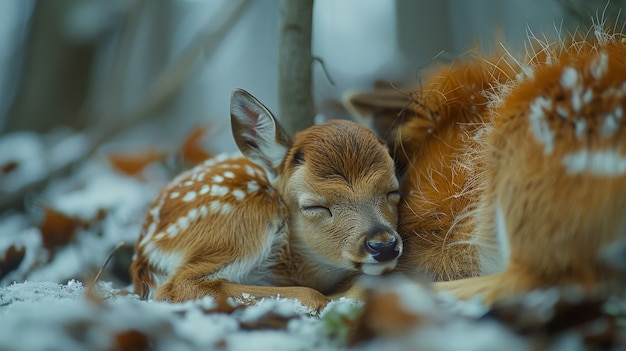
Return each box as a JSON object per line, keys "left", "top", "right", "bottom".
{"left": 278, "top": 0, "right": 314, "bottom": 135}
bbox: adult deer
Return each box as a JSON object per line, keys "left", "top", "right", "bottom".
{"left": 131, "top": 89, "right": 402, "bottom": 310}
{"left": 345, "top": 27, "right": 626, "bottom": 303}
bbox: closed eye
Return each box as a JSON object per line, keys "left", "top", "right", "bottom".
{"left": 300, "top": 206, "right": 332, "bottom": 218}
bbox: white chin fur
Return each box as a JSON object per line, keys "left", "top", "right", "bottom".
{"left": 361, "top": 258, "right": 398, "bottom": 275}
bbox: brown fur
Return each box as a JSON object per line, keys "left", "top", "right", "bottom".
{"left": 346, "top": 29, "right": 626, "bottom": 303}
{"left": 351, "top": 54, "right": 518, "bottom": 282}
{"left": 131, "top": 89, "right": 400, "bottom": 310}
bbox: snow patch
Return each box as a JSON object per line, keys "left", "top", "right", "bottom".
{"left": 600, "top": 236, "right": 626, "bottom": 272}
{"left": 359, "top": 275, "right": 438, "bottom": 318}
{"left": 0, "top": 132, "right": 47, "bottom": 192}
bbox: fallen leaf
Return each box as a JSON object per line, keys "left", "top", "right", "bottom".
{"left": 0, "top": 245, "right": 26, "bottom": 280}
{"left": 27, "top": 196, "right": 105, "bottom": 258}
{"left": 40, "top": 207, "right": 84, "bottom": 255}
{"left": 208, "top": 294, "right": 242, "bottom": 315}
{"left": 350, "top": 291, "right": 425, "bottom": 345}
{"left": 172, "top": 294, "right": 242, "bottom": 319}
{"left": 110, "top": 329, "right": 151, "bottom": 351}
{"left": 484, "top": 289, "right": 626, "bottom": 349}
{"left": 108, "top": 149, "right": 164, "bottom": 176}
{"left": 239, "top": 312, "right": 297, "bottom": 331}
{"left": 213, "top": 339, "right": 227, "bottom": 348}
{"left": 181, "top": 126, "right": 213, "bottom": 164}
{"left": 1, "top": 161, "right": 18, "bottom": 174}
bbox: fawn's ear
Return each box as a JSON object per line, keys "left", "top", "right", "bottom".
{"left": 230, "top": 89, "right": 292, "bottom": 179}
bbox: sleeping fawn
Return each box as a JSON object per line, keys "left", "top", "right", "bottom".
{"left": 131, "top": 89, "right": 402, "bottom": 310}
{"left": 346, "top": 26, "right": 626, "bottom": 302}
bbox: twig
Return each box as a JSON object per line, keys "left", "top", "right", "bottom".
{"left": 312, "top": 56, "right": 335, "bottom": 86}
{"left": 90, "top": 241, "right": 126, "bottom": 289}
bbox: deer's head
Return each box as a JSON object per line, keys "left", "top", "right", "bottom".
{"left": 231, "top": 89, "right": 402, "bottom": 278}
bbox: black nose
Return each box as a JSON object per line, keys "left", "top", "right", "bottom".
{"left": 365, "top": 236, "right": 400, "bottom": 262}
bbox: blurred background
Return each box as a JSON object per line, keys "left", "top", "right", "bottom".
{"left": 0, "top": 0, "right": 623, "bottom": 209}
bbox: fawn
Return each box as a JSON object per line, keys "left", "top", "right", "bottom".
{"left": 345, "top": 26, "right": 626, "bottom": 302}
{"left": 130, "top": 89, "right": 402, "bottom": 310}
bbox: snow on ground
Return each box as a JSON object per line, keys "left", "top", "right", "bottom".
{"left": 0, "top": 280, "right": 353, "bottom": 351}
{"left": 0, "top": 278, "right": 527, "bottom": 351}
{"left": 0, "top": 129, "right": 624, "bottom": 350}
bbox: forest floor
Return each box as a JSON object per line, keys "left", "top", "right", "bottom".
{"left": 1, "top": 129, "right": 624, "bottom": 351}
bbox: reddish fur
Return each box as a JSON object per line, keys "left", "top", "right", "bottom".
{"left": 460, "top": 37, "right": 626, "bottom": 300}
{"left": 131, "top": 90, "right": 400, "bottom": 310}
{"left": 131, "top": 158, "right": 286, "bottom": 301}
{"left": 347, "top": 29, "right": 626, "bottom": 302}
{"left": 390, "top": 54, "right": 518, "bottom": 281}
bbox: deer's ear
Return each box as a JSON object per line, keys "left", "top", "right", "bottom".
{"left": 344, "top": 89, "right": 420, "bottom": 178}
{"left": 343, "top": 89, "right": 411, "bottom": 139}
{"left": 230, "top": 89, "right": 292, "bottom": 179}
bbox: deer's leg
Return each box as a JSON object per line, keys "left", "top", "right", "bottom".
{"left": 327, "top": 281, "right": 366, "bottom": 302}
{"left": 130, "top": 257, "right": 157, "bottom": 300}
{"left": 155, "top": 263, "right": 329, "bottom": 311}
{"left": 432, "top": 265, "right": 543, "bottom": 304}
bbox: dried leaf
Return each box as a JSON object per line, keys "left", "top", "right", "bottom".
{"left": 110, "top": 329, "right": 151, "bottom": 351}
{"left": 172, "top": 294, "right": 242, "bottom": 319}
{"left": 239, "top": 312, "right": 296, "bottom": 331}
{"left": 27, "top": 195, "right": 105, "bottom": 258}
{"left": 0, "top": 245, "right": 26, "bottom": 280}
{"left": 1, "top": 161, "right": 18, "bottom": 174}
{"left": 39, "top": 207, "right": 84, "bottom": 255}
{"left": 485, "top": 290, "right": 626, "bottom": 349}
{"left": 181, "top": 126, "right": 213, "bottom": 164}
{"left": 213, "top": 339, "right": 227, "bottom": 348}
{"left": 108, "top": 149, "right": 164, "bottom": 176}
{"left": 203, "top": 294, "right": 242, "bottom": 315}
{"left": 350, "top": 291, "right": 424, "bottom": 345}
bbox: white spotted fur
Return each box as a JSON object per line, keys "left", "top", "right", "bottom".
{"left": 131, "top": 90, "right": 400, "bottom": 310}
